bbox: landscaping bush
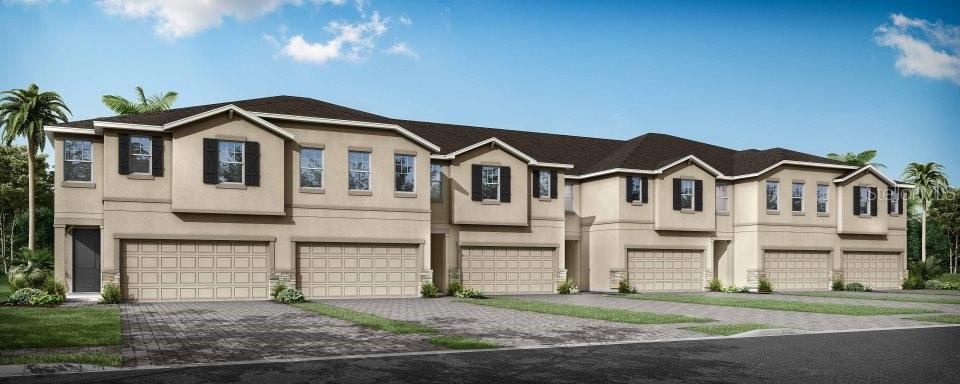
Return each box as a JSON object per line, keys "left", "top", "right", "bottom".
{"left": 831, "top": 277, "right": 846, "bottom": 291}
{"left": 448, "top": 280, "right": 464, "bottom": 296}
{"left": 7, "top": 288, "right": 45, "bottom": 305}
{"left": 708, "top": 278, "right": 724, "bottom": 292}
{"left": 9, "top": 249, "right": 54, "bottom": 290}
{"left": 557, "top": 279, "right": 579, "bottom": 294}
{"left": 420, "top": 281, "right": 438, "bottom": 298}
{"left": 617, "top": 280, "right": 637, "bottom": 294}
{"left": 902, "top": 275, "right": 925, "bottom": 290}
{"left": 844, "top": 282, "right": 869, "bottom": 292}
{"left": 924, "top": 280, "right": 960, "bottom": 290}
{"left": 908, "top": 258, "right": 941, "bottom": 281}
{"left": 723, "top": 285, "right": 749, "bottom": 293}
{"left": 454, "top": 289, "right": 488, "bottom": 299}
{"left": 99, "top": 282, "right": 122, "bottom": 304}
{"left": 757, "top": 277, "right": 773, "bottom": 293}
{"left": 43, "top": 276, "right": 67, "bottom": 298}
{"left": 935, "top": 273, "right": 960, "bottom": 284}
{"left": 27, "top": 292, "right": 63, "bottom": 306}
{"left": 274, "top": 288, "right": 305, "bottom": 303}
{"left": 270, "top": 281, "right": 288, "bottom": 299}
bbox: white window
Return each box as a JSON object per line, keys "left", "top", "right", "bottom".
{"left": 394, "top": 154, "right": 415, "bottom": 192}
{"left": 348, "top": 151, "right": 371, "bottom": 191}
{"left": 129, "top": 135, "right": 152, "bottom": 174}
{"left": 859, "top": 186, "right": 871, "bottom": 216}
{"left": 218, "top": 141, "right": 244, "bottom": 184}
{"left": 564, "top": 182, "right": 575, "bottom": 212}
{"left": 63, "top": 139, "right": 92, "bottom": 182}
{"left": 679, "top": 179, "right": 695, "bottom": 210}
{"left": 816, "top": 184, "right": 829, "bottom": 214}
{"left": 430, "top": 163, "right": 442, "bottom": 202}
{"left": 538, "top": 171, "right": 550, "bottom": 197}
{"left": 716, "top": 184, "right": 729, "bottom": 213}
{"left": 481, "top": 166, "right": 500, "bottom": 200}
{"left": 629, "top": 175, "right": 643, "bottom": 202}
{"left": 889, "top": 189, "right": 900, "bottom": 214}
{"left": 792, "top": 182, "right": 804, "bottom": 212}
{"left": 300, "top": 148, "right": 323, "bottom": 188}
{"left": 766, "top": 180, "right": 779, "bottom": 211}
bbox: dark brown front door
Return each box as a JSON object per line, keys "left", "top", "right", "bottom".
{"left": 73, "top": 228, "right": 101, "bottom": 292}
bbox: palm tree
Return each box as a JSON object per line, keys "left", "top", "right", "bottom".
{"left": 0, "top": 84, "right": 70, "bottom": 250}
{"left": 102, "top": 86, "right": 177, "bottom": 115}
{"left": 902, "top": 162, "right": 949, "bottom": 262}
{"left": 826, "top": 150, "right": 886, "bottom": 169}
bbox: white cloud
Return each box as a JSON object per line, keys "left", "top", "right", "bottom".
{"left": 399, "top": 14, "right": 412, "bottom": 26}
{"left": 385, "top": 41, "right": 419, "bottom": 60}
{"left": 280, "top": 11, "right": 387, "bottom": 64}
{"left": 875, "top": 13, "right": 960, "bottom": 85}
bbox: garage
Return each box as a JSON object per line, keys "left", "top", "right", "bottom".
{"left": 122, "top": 240, "right": 270, "bottom": 301}
{"left": 627, "top": 249, "right": 704, "bottom": 291}
{"left": 763, "top": 250, "right": 831, "bottom": 290}
{"left": 460, "top": 247, "right": 556, "bottom": 294}
{"left": 297, "top": 242, "right": 420, "bottom": 298}
{"left": 842, "top": 251, "right": 903, "bottom": 289}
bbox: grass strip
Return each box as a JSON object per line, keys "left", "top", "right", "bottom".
{"left": 0, "top": 352, "right": 122, "bottom": 367}
{"left": 617, "top": 293, "right": 938, "bottom": 316}
{"left": 293, "top": 303, "right": 434, "bottom": 334}
{"left": 681, "top": 323, "right": 772, "bottom": 336}
{"left": 428, "top": 335, "right": 501, "bottom": 349}
{"left": 0, "top": 307, "right": 121, "bottom": 350}
{"left": 779, "top": 291, "right": 960, "bottom": 305}
{"left": 908, "top": 314, "right": 960, "bottom": 324}
{"left": 0, "top": 275, "right": 11, "bottom": 302}
{"left": 456, "top": 297, "right": 712, "bottom": 324}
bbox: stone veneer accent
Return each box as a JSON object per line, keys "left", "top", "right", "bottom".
{"left": 270, "top": 270, "right": 296, "bottom": 292}
{"left": 418, "top": 270, "right": 433, "bottom": 297}
{"left": 609, "top": 269, "right": 627, "bottom": 290}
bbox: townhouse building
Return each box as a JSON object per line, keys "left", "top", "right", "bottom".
{"left": 45, "top": 96, "right": 910, "bottom": 301}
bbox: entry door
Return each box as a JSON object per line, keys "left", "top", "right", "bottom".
{"left": 73, "top": 228, "right": 101, "bottom": 292}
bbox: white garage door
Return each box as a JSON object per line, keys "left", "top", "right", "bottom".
{"left": 297, "top": 242, "right": 420, "bottom": 298}
{"left": 461, "top": 247, "right": 556, "bottom": 294}
{"left": 843, "top": 251, "right": 903, "bottom": 289}
{"left": 123, "top": 240, "right": 270, "bottom": 301}
{"left": 627, "top": 249, "right": 704, "bottom": 291}
{"left": 763, "top": 250, "right": 831, "bottom": 290}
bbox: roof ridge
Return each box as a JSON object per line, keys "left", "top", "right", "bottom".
{"left": 390, "top": 118, "right": 626, "bottom": 144}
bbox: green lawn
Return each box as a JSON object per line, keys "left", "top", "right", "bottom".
{"left": 617, "top": 293, "right": 938, "bottom": 316}
{"left": 0, "top": 306, "right": 121, "bottom": 350}
{"left": 908, "top": 314, "right": 960, "bottom": 324}
{"left": 681, "top": 323, "right": 772, "bottom": 336}
{"left": 0, "top": 275, "right": 11, "bottom": 302}
{"left": 778, "top": 291, "right": 960, "bottom": 305}
{"left": 933, "top": 273, "right": 960, "bottom": 284}
{"left": 0, "top": 352, "right": 122, "bottom": 367}
{"left": 292, "top": 302, "right": 497, "bottom": 349}
{"left": 456, "top": 297, "right": 713, "bottom": 324}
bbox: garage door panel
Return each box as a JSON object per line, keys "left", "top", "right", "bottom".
{"left": 627, "top": 249, "right": 704, "bottom": 292}
{"left": 763, "top": 250, "right": 830, "bottom": 291}
{"left": 297, "top": 242, "right": 419, "bottom": 299}
{"left": 461, "top": 247, "right": 556, "bottom": 294}
{"left": 843, "top": 252, "right": 902, "bottom": 289}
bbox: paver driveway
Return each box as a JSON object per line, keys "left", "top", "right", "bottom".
{"left": 121, "top": 301, "right": 439, "bottom": 367}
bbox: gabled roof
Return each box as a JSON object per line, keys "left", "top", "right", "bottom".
{"left": 834, "top": 165, "right": 898, "bottom": 186}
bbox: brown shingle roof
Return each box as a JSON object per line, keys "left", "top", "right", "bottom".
{"left": 56, "top": 95, "right": 847, "bottom": 176}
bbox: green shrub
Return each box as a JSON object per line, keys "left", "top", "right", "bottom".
{"left": 27, "top": 292, "right": 63, "bottom": 306}
{"left": 557, "top": 279, "right": 579, "bottom": 294}
{"left": 9, "top": 249, "right": 54, "bottom": 290}
{"left": 43, "top": 276, "right": 67, "bottom": 297}
{"left": 454, "top": 289, "right": 488, "bottom": 299}
{"left": 723, "top": 285, "right": 749, "bottom": 293}
{"left": 448, "top": 280, "right": 463, "bottom": 296}
{"left": 708, "top": 278, "right": 724, "bottom": 292}
{"left": 831, "top": 277, "right": 846, "bottom": 291}
{"left": 902, "top": 275, "right": 925, "bottom": 289}
{"left": 99, "top": 282, "right": 122, "bottom": 304}
{"left": 908, "top": 258, "right": 941, "bottom": 281}
{"left": 270, "top": 281, "right": 288, "bottom": 298}
{"left": 757, "top": 277, "right": 773, "bottom": 293}
{"left": 617, "top": 280, "right": 637, "bottom": 294}
{"left": 274, "top": 288, "right": 305, "bottom": 303}
{"left": 925, "top": 280, "right": 960, "bottom": 290}
{"left": 8, "top": 288, "right": 45, "bottom": 305}
{"left": 420, "top": 281, "right": 439, "bottom": 298}
{"left": 844, "top": 282, "right": 867, "bottom": 292}
{"left": 935, "top": 273, "right": 960, "bottom": 284}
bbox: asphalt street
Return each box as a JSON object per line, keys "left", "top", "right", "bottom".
{"left": 8, "top": 326, "right": 960, "bottom": 384}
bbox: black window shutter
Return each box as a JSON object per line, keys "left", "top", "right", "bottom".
{"left": 898, "top": 190, "right": 905, "bottom": 215}
{"left": 471, "top": 164, "right": 482, "bottom": 201}
{"left": 500, "top": 166, "right": 511, "bottom": 202}
{"left": 694, "top": 180, "right": 704, "bottom": 211}
{"left": 245, "top": 141, "right": 260, "bottom": 186}
{"left": 118, "top": 133, "right": 130, "bottom": 175}
{"left": 870, "top": 187, "right": 878, "bottom": 216}
{"left": 550, "top": 171, "right": 558, "bottom": 199}
{"left": 852, "top": 186, "right": 861, "bottom": 215}
{"left": 641, "top": 177, "right": 649, "bottom": 203}
{"left": 625, "top": 176, "right": 635, "bottom": 202}
{"left": 532, "top": 169, "right": 541, "bottom": 198}
{"left": 151, "top": 136, "right": 163, "bottom": 177}
{"left": 672, "top": 178, "right": 682, "bottom": 210}
{"left": 203, "top": 138, "right": 218, "bottom": 184}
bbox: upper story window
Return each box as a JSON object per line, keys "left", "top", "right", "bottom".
{"left": 538, "top": 171, "right": 551, "bottom": 198}
{"left": 430, "top": 163, "right": 442, "bottom": 202}
{"left": 64, "top": 139, "right": 92, "bottom": 182}
{"left": 218, "top": 141, "right": 244, "bottom": 184}
{"left": 394, "top": 154, "right": 415, "bottom": 192}
{"left": 629, "top": 175, "right": 643, "bottom": 202}
{"left": 564, "top": 182, "right": 575, "bottom": 212}
{"left": 678, "top": 179, "right": 695, "bottom": 210}
{"left": 715, "top": 184, "right": 729, "bottom": 213}
{"left": 348, "top": 150, "right": 371, "bottom": 191}
{"left": 766, "top": 180, "right": 779, "bottom": 211}
{"left": 791, "top": 182, "right": 804, "bottom": 212}
{"left": 129, "top": 135, "right": 152, "bottom": 174}
{"left": 816, "top": 184, "right": 829, "bottom": 214}
{"left": 858, "top": 186, "right": 872, "bottom": 216}
{"left": 889, "top": 188, "right": 900, "bottom": 214}
{"left": 481, "top": 166, "right": 500, "bottom": 200}
{"left": 300, "top": 148, "right": 324, "bottom": 188}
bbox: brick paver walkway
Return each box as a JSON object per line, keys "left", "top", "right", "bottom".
{"left": 120, "top": 301, "right": 439, "bottom": 367}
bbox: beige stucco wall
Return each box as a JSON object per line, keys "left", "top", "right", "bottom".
{"left": 101, "top": 132, "right": 173, "bottom": 203}
{"left": 837, "top": 172, "right": 891, "bottom": 235}
{"left": 654, "top": 163, "right": 716, "bottom": 231}
{"left": 449, "top": 146, "right": 529, "bottom": 226}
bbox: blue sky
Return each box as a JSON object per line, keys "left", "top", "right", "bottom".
{"left": 2, "top": 0, "right": 958, "bottom": 182}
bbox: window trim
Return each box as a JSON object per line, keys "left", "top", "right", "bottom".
{"left": 299, "top": 147, "right": 324, "bottom": 190}
{"left": 889, "top": 188, "right": 901, "bottom": 216}
{"left": 715, "top": 183, "right": 729, "bottom": 214}
{"left": 348, "top": 150, "right": 372, "bottom": 192}
{"left": 394, "top": 153, "right": 416, "bottom": 193}
{"left": 538, "top": 170, "right": 551, "bottom": 199}
{"left": 430, "top": 163, "right": 443, "bottom": 202}
{"left": 564, "top": 182, "right": 575, "bottom": 212}
{"left": 679, "top": 178, "right": 695, "bottom": 211}
{"left": 765, "top": 180, "right": 780, "bottom": 213}
{"left": 629, "top": 175, "right": 643, "bottom": 204}
{"left": 217, "top": 140, "right": 245, "bottom": 185}
{"left": 816, "top": 183, "right": 829, "bottom": 215}
{"left": 63, "top": 138, "right": 94, "bottom": 183}
{"left": 858, "top": 185, "right": 872, "bottom": 217}
{"left": 791, "top": 181, "right": 805, "bottom": 214}
{"left": 481, "top": 165, "right": 500, "bottom": 202}
{"left": 128, "top": 135, "right": 153, "bottom": 175}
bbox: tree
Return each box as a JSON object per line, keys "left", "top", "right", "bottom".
{"left": 102, "top": 86, "right": 178, "bottom": 115}
{"left": 0, "top": 84, "right": 70, "bottom": 251}
{"left": 826, "top": 150, "right": 886, "bottom": 169}
{"left": 0, "top": 146, "right": 54, "bottom": 273}
{"left": 902, "top": 162, "right": 949, "bottom": 262}
{"left": 930, "top": 188, "right": 960, "bottom": 274}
